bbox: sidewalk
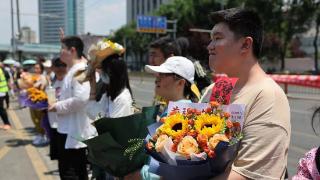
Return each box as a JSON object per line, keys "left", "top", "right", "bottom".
{"left": 0, "top": 100, "right": 59, "bottom": 180}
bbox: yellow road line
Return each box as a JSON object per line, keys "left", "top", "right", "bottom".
{"left": 7, "top": 109, "right": 53, "bottom": 180}
{"left": 0, "top": 146, "right": 11, "bottom": 160}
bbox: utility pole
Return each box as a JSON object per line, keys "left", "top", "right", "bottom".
{"left": 16, "top": 0, "right": 21, "bottom": 40}
{"left": 10, "top": 0, "right": 15, "bottom": 59}
{"left": 167, "top": 19, "right": 177, "bottom": 40}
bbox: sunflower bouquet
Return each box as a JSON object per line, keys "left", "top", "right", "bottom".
{"left": 19, "top": 87, "right": 48, "bottom": 109}
{"left": 145, "top": 101, "right": 243, "bottom": 179}
{"left": 26, "top": 87, "right": 48, "bottom": 102}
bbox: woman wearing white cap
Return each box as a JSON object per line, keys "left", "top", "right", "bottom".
{"left": 140, "top": 56, "right": 197, "bottom": 179}
{"left": 146, "top": 56, "right": 197, "bottom": 117}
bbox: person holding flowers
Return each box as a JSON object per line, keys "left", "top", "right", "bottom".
{"left": 207, "top": 8, "right": 290, "bottom": 179}
{"left": 85, "top": 39, "right": 134, "bottom": 179}
{"left": 28, "top": 62, "right": 49, "bottom": 145}
{"left": 48, "top": 36, "right": 97, "bottom": 180}
{"left": 139, "top": 56, "right": 198, "bottom": 179}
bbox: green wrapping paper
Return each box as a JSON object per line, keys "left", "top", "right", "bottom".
{"left": 83, "top": 106, "right": 159, "bottom": 177}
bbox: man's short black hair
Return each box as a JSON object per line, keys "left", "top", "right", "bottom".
{"left": 149, "top": 36, "right": 180, "bottom": 59}
{"left": 61, "top": 36, "right": 84, "bottom": 58}
{"left": 210, "top": 8, "right": 263, "bottom": 58}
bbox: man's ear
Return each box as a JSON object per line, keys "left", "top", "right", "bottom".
{"left": 240, "top": 37, "right": 253, "bottom": 54}
{"left": 70, "top": 47, "right": 77, "bottom": 55}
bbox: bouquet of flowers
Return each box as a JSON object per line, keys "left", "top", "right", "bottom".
{"left": 19, "top": 87, "right": 48, "bottom": 109}
{"left": 83, "top": 106, "right": 159, "bottom": 178}
{"left": 145, "top": 101, "right": 244, "bottom": 179}
{"left": 74, "top": 38, "right": 125, "bottom": 83}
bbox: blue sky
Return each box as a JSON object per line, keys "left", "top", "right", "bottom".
{"left": 0, "top": 0, "right": 126, "bottom": 44}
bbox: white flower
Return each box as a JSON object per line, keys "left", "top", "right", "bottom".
{"left": 155, "top": 134, "right": 169, "bottom": 152}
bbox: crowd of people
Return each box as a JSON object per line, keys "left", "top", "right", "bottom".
{"left": 0, "top": 8, "right": 319, "bottom": 180}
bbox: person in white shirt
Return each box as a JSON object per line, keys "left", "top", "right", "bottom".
{"left": 47, "top": 57, "right": 67, "bottom": 161}
{"left": 86, "top": 54, "right": 133, "bottom": 119}
{"left": 86, "top": 53, "right": 134, "bottom": 180}
{"left": 49, "top": 36, "right": 97, "bottom": 180}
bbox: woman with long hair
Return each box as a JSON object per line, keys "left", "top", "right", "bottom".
{"left": 86, "top": 54, "right": 133, "bottom": 119}
{"left": 86, "top": 53, "right": 134, "bottom": 180}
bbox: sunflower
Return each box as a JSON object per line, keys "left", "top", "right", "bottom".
{"left": 27, "top": 87, "right": 48, "bottom": 102}
{"left": 194, "top": 114, "right": 224, "bottom": 137}
{"left": 159, "top": 113, "right": 188, "bottom": 139}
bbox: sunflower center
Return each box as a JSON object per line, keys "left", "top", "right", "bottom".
{"left": 204, "top": 124, "right": 213, "bottom": 128}
{"left": 172, "top": 123, "right": 182, "bottom": 131}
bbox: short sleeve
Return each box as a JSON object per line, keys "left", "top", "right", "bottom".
{"left": 109, "top": 89, "right": 133, "bottom": 118}
{"left": 232, "top": 88, "right": 290, "bottom": 179}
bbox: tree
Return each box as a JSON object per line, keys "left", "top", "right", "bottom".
{"left": 313, "top": 1, "right": 320, "bottom": 73}
{"left": 111, "top": 23, "right": 153, "bottom": 70}
{"left": 242, "top": 0, "right": 316, "bottom": 70}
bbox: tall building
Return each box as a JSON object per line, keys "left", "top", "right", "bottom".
{"left": 21, "top": 26, "right": 37, "bottom": 43}
{"left": 126, "top": 0, "right": 173, "bottom": 24}
{"left": 39, "top": 0, "right": 84, "bottom": 44}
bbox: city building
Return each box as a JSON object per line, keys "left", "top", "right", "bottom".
{"left": 39, "top": 0, "right": 84, "bottom": 44}
{"left": 126, "top": 0, "right": 173, "bottom": 24}
{"left": 21, "top": 26, "right": 37, "bottom": 43}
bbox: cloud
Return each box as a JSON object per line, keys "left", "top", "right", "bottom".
{"left": 85, "top": 0, "right": 126, "bottom": 35}
{"left": 0, "top": 0, "right": 126, "bottom": 44}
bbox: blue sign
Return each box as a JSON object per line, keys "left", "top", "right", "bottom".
{"left": 137, "top": 16, "right": 167, "bottom": 33}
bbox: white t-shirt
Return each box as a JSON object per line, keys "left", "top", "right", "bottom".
{"left": 55, "top": 62, "right": 97, "bottom": 149}
{"left": 86, "top": 88, "right": 133, "bottom": 120}
{"left": 48, "top": 79, "right": 63, "bottom": 129}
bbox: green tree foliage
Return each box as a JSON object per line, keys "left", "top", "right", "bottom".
{"left": 313, "top": 1, "right": 320, "bottom": 73}
{"left": 112, "top": 0, "right": 319, "bottom": 71}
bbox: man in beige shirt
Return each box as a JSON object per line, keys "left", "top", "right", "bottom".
{"left": 207, "top": 8, "right": 291, "bottom": 179}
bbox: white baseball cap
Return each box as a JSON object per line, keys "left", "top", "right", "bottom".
{"left": 145, "top": 56, "right": 195, "bottom": 84}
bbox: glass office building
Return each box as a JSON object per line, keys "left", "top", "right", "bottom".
{"left": 39, "top": 0, "right": 84, "bottom": 44}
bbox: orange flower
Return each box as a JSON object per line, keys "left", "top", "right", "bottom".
{"left": 146, "top": 142, "right": 154, "bottom": 151}
{"left": 187, "top": 129, "right": 197, "bottom": 138}
{"left": 209, "top": 101, "right": 220, "bottom": 108}
{"left": 224, "top": 112, "right": 231, "bottom": 119}
{"left": 226, "top": 120, "right": 233, "bottom": 129}
{"left": 197, "top": 134, "right": 208, "bottom": 148}
{"left": 205, "top": 107, "right": 212, "bottom": 113}
{"left": 233, "top": 122, "right": 241, "bottom": 128}
{"left": 208, "top": 150, "right": 216, "bottom": 158}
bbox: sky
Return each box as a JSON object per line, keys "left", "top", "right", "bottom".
{"left": 0, "top": 0, "right": 126, "bottom": 44}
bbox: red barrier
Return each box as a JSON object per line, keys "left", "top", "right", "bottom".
{"left": 269, "top": 75, "right": 320, "bottom": 89}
